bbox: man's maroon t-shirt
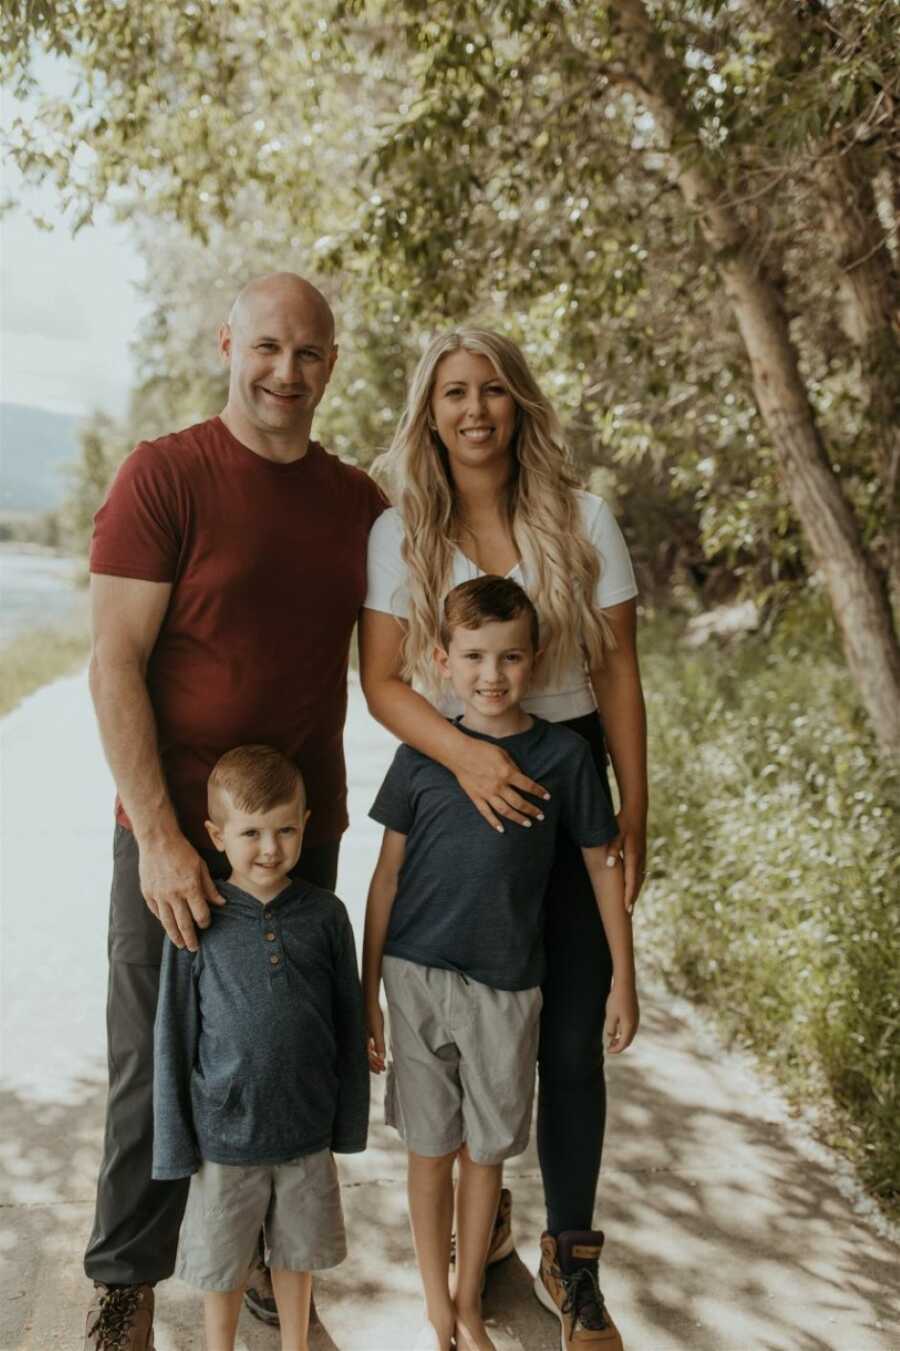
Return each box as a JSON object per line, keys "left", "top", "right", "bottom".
{"left": 90, "top": 416, "right": 387, "bottom": 851}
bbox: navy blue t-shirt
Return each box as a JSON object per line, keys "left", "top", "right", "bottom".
{"left": 369, "top": 717, "right": 617, "bottom": 990}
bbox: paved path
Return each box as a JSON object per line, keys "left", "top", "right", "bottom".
{"left": 1, "top": 672, "right": 898, "bottom": 1350}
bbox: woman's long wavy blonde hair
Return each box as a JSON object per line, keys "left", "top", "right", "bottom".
{"left": 372, "top": 328, "right": 615, "bottom": 692}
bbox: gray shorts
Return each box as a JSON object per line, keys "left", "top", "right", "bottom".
{"left": 382, "top": 956, "right": 542, "bottom": 1166}
{"left": 176, "top": 1148, "right": 346, "bottom": 1291}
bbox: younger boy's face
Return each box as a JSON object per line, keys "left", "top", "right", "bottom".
{"left": 206, "top": 790, "right": 308, "bottom": 901}
{"left": 436, "top": 614, "right": 537, "bottom": 719}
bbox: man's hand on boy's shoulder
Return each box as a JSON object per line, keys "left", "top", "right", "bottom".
{"left": 604, "top": 981, "right": 639, "bottom": 1056}
{"left": 366, "top": 1001, "right": 386, "bottom": 1075}
{"left": 137, "top": 826, "right": 224, "bottom": 952}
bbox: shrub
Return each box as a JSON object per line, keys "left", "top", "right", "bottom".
{"left": 639, "top": 603, "right": 900, "bottom": 1213}
{"left": 0, "top": 626, "right": 91, "bottom": 719}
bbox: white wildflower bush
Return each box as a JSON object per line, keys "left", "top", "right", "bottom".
{"left": 639, "top": 606, "right": 900, "bottom": 1212}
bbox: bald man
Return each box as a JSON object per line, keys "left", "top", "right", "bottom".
{"left": 83, "top": 274, "right": 384, "bottom": 1349}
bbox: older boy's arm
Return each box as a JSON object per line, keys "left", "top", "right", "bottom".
{"left": 331, "top": 915, "right": 370, "bottom": 1154}
{"left": 152, "top": 939, "right": 202, "bottom": 1179}
{"left": 581, "top": 845, "right": 640, "bottom": 1054}
{"left": 362, "top": 828, "right": 406, "bottom": 1074}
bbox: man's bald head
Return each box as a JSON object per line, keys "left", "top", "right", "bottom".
{"left": 228, "top": 272, "right": 335, "bottom": 346}
{"left": 218, "top": 271, "right": 339, "bottom": 461}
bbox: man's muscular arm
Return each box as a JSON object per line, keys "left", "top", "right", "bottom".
{"left": 90, "top": 574, "right": 222, "bottom": 951}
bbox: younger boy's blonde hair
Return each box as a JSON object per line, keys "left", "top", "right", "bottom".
{"left": 208, "top": 745, "right": 306, "bottom": 822}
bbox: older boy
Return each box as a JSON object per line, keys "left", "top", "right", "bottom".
{"left": 152, "top": 746, "right": 368, "bottom": 1351}
{"left": 363, "top": 577, "right": 638, "bottom": 1351}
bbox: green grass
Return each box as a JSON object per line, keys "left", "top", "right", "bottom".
{"left": 638, "top": 604, "right": 900, "bottom": 1217}
{"left": 0, "top": 625, "right": 91, "bottom": 718}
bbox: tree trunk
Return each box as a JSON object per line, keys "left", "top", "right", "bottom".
{"left": 816, "top": 146, "right": 900, "bottom": 620}
{"left": 612, "top": 0, "right": 900, "bottom": 755}
{"left": 874, "top": 165, "right": 900, "bottom": 269}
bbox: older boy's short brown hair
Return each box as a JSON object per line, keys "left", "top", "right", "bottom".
{"left": 440, "top": 576, "right": 540, "bottom": 651}
{"left": 207, "top": 744, "right": 306, "bottom": 822}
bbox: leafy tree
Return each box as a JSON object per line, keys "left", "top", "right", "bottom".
{"left": 4, "top": 0, "right": 899, "bottom": 751}
{"left": 56, "top": 410, "right": 132, "bottom": 554}
{"left": 322, "top": 0, "right": 900, "bottom": 751}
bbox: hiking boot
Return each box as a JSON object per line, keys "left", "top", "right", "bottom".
{"left": 486, "top": 1186, "right": 515, "bottom": 1266}
{"left": 244, "top": 1248, "right": 318, "bottom": 1326}
{"left": 84, "top": 1283, "right": 154, "bottom": 1350}
{"left": 533, "top": 1231, "right": 624, "bottom": 1349}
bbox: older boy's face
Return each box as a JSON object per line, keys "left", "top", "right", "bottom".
{"left": 205, "top": 790, "right": 308, "bottom": 901}
{"left": 436, "top": 614, "right": 537, "bottom": 719}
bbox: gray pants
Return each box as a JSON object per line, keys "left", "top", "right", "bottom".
{"left": 84, "top": 825, "right": 340, "bottom": 1286}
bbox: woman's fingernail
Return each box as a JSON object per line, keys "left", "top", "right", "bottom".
{"left": 536, "top": 812, "right": 545, "bottom": 822}
{"left": 606, "top": 855, "right": 617, "bottom": 867}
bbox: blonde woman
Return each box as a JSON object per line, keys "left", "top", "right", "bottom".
{"left": 359, "top": 329, "right": 647, "bottom": 1349}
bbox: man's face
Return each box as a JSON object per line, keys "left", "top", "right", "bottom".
{"left": 219, "top": 285, "right": 337, "bottom": 443}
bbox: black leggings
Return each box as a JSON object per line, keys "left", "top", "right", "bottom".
{"left": 537, "top": 713, "right": 614, "bottom": 1236}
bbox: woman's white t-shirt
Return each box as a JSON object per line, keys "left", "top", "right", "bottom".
{"left": 363, "top": 491, "right": 638, "bottom": 722}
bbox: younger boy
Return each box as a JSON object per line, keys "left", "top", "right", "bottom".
{"left": 152, "top": 745, "right": 368, "bottom": 1351}
{"left": 363, "top": 577, "right": 638, "bottom": 1351}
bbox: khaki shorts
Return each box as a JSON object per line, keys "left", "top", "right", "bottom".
{"left": 176, "top": 1148, "right": 346, "bottom": 1291}
{"left": 382, "top": 956, "right": 542, "bottom": 1166}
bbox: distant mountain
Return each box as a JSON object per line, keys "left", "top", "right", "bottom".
{"left": 0, "top": 402, "right": 82, "bottom": 513}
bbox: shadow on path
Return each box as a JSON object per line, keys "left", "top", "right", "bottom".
{"left": 2, "top": 997, "right": 898, "bottom": 1350}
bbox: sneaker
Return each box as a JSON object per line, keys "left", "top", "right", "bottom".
{"left": 533, "top": 1231, "right": 624, "bottom": 1349}
{"left": 84, "top": 1283, "right": 154, "bottom": 1350}
{"left": 449, "top": 1184, "right": 514, "bottom": 1295}
{"left": 244, "top": 1250, "right": 319, "bottom": 1326}
{"left": 244, "top": 1248, "right": 279, "bottom": 1325}
{"left": 486, "top": 1187, "right": 515, "bottom": 1266}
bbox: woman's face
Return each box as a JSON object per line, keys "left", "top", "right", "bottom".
{"left": 430, "top": 350, "right": 518, "bottom": 473}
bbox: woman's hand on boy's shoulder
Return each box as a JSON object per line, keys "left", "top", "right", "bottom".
{"left": 453, "top": 736, "right": 549, "bottom": 834}
{"left": 604, "top": 981, "right": 639, "bottom": 1056}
